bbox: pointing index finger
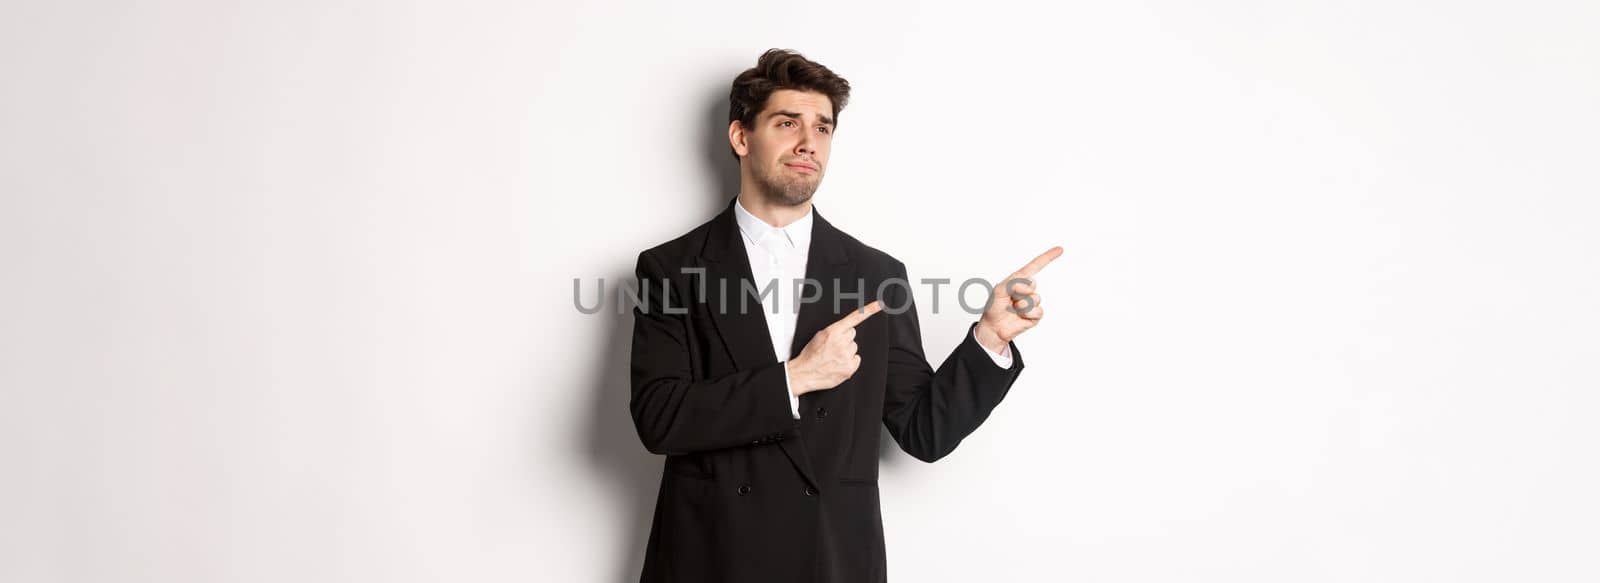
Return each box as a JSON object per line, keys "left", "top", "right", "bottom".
{"left": 831, "top": 300, "right": 883, "bottom": 329}
{"left": 1014, "top": 246, "right": 1064, "bottom": 279}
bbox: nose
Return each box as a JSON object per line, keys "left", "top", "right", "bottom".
{"left": 795, "top": 131, "right": 815, "bottom": 156}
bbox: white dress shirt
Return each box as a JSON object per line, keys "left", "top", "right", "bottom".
{"left": 732, "top": 196, "right": 1013, "bottom": 419}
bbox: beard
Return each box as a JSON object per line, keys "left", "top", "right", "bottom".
{"left": 752, "top": 162, "right": 821, "bottom": 206}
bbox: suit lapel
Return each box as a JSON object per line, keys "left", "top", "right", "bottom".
{"left": 700, "top": 198, "right": 782, "bottom": 372}
{"left": 698, "top": 196, "right": 856, "bottom": 491}
{"left": 788, "top": 210, "right": 855, "bottom": 360}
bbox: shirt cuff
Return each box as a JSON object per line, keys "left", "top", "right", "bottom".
{"left": 782, "top": 361, "right": 801, "bottom": 419}
{"left": 973, "top": 326, "right": 1013, "bottom": 369}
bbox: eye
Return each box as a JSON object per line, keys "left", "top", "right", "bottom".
{"left": 780, "top": 120, "right": 795, "bottom": 128}
{"left": 818, "top": 126, "right": 831, "bottom": 134}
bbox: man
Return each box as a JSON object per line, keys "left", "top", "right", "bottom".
{"left": 629, "top": 48, "right": 1061, "bottom": 582}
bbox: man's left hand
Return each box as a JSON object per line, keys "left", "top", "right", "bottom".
{"left": 974, "top": 246, "right": 1063, "bottom": 354}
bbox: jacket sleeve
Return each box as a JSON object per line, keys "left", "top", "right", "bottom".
{"left": 628, "top": 250, "right": 797, "bottom": 455}
{"left": 881, "top": 261, "right": 1025, "bottom": 463}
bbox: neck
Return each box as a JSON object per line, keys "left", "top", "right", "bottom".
{"left": 736, "top": 190, "right": 812, "bottom": 228}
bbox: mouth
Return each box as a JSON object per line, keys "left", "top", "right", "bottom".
{"left": 784, "top": 162, "right": 818, "bottom": 173}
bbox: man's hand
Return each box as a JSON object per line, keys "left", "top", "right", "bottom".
{"left": 786, "top": 300, "right": 884, "bottom": 396}
{"left": 975, "top": 247, "right": 1063, "bottom": 354}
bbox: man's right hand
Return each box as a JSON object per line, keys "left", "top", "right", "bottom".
{"left": 786, "top": 300, "right": 884, "bottom": 396}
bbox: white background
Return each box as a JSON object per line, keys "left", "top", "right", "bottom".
{"left": 3, "top": 1, "right": 1597, "bottom": 581}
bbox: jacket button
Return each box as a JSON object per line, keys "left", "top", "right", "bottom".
{"left": 815, "top": 407, "right": 828, "bottom": 419}
{"left": 736, "top": 484, "right": 752, "bottom": 496}
{"left": 804, "top": 486, "right": 816, "bottom": 496}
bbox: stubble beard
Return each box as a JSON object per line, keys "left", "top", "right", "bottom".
{"left": 753, "top": 163, "right": 821, "bottom": 207}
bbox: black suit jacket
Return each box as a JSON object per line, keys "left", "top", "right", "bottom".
{"left": 630, "top": 197, "right": 1025, "bottom": 583}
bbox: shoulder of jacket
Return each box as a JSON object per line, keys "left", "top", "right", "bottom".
{"left": 637, "top": 217, "right": 716, "bottom": 266}
{"left": 833, "top": 227, "right": 905, "bottom": 275}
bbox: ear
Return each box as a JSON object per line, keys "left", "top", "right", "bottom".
{"left": 728, "top": 120, "right": 749, "bottom": 158}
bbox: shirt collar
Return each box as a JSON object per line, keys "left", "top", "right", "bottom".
{"left": 733, "top": 194, "right": 814, "bottom": 251}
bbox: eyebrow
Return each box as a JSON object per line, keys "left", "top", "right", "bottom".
{"left": 767, "top": 110, "right": 835, "bottom": 127}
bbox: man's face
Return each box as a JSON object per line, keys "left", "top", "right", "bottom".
{"left": 732, "top": 89, "right": 835, "bottom": 206}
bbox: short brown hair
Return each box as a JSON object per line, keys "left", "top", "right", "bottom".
{"left": 727, "top": 49, "right": 852, "bottom": 162}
